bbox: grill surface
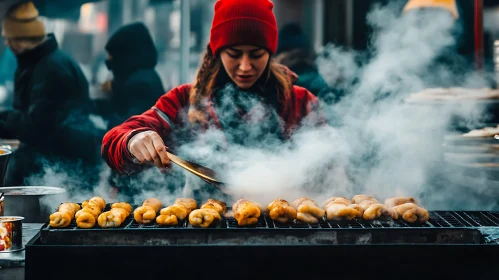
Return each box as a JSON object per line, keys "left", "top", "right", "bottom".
{"left": 28, "top": 207, "right": 499, "bottom": 279}
{"left": 46, "top": 209, "right": 499, "bottom": 229}
{"left": 38, "top": 205, "right": 499, "bottom": 246}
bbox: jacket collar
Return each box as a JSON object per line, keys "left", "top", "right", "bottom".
{"left": 16, "top": 33, "right": 58, "bottom": 69}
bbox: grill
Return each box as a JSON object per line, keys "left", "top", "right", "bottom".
{"left": 25, "top": 206, "right": 499, "bottom": 280}
{"left": 35, "top": 206, "right": 499, "bottom": 245}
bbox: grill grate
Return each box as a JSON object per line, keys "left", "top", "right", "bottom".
{"left": 48, "top": 209, "right": 499, "bottom": 231}
{"left": 121, "top": 211, "right": 499, "bottom": 230}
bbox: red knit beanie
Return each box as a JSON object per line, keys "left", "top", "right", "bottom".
{"left": 209, "top": 0, "right": 278, "bottom": 56}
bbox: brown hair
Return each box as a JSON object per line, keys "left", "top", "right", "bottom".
{"left": 188, "top": 45, "right": 292, "bottom": 124}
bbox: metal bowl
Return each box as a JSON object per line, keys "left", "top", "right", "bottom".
{"left": 0, "top": 186, "right": 67, "bottom": 223}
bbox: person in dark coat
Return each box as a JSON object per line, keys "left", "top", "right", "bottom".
{"left": 0, "top": 2, "right": 102, "bottom": 189}
{"left": 274, "top": 22, "right": 327, "bottom": 96}
{"left": 93, "top": 22, "right": 165, "bottom": 198}
{"left": 95, "top": 22, "right": 165, "bottom": 130}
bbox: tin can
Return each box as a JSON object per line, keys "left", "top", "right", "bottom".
{"left": 0, "top": 216, "right": 23, "bottom": 252}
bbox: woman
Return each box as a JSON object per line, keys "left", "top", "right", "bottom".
{"left": 101, "top": 0, "right": 324, "bottom": 196}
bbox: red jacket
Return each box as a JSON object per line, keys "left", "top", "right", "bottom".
{"left": 102, "top": 83, "right": 321, "bottom": 174}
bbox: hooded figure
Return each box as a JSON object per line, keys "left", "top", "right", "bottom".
{"left": 95, "top": 22, "right": 165, "bottom": 130}
{"left": 274, "top": 23, "right": 327, "bottom": 96}
{"left": 0, "top": 2, "right": 102, "bottom": 189}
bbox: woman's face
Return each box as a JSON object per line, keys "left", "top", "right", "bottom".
{"left": 220, "top": 45, "right": 270, "bottom": 89}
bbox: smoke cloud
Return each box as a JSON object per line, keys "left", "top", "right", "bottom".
{"left": 174, "top": 2, "right": 497, "bottom": 210}
{"left": 30, "top": 2, "right": 498, "bottom": 213}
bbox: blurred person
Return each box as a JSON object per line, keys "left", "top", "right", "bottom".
{"left": 94, "top": 22, "right": 165, "bottom": 131}
{"left": 274, "top": 22, "right": 327, "bottom": 96}
{"left": 94, "top": 22, "right": 165, "bottom": 198}
{"left": 402, "top": 0, "right": 474, "bottom": 87}
{"left": 403, "top": 0, "right": 458, "bottom": 19}
{"left": 0, "top": 42, "right": 16, "bottom": 85}
{"left": 318, "top": 0, "right": 465, "bottom": 109}
{"left": 0, "top": 44, "right": 16, "bottom": 108}
{"left": 101, "top": 0, "right": 325, "bottom": 198}
{"left": 0, "top": 2, "right": 103, "bottom": 189}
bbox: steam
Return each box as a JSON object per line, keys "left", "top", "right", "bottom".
{"left": 316, "top": 3, "right": 496, "bottom": 210}
{"left": 28, "top": 2, "right": 498, "bottom": 212}
{"left": 175, "top": 2, "right": 496, "bottom": 210}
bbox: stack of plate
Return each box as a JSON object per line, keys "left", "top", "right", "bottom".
{"left": 443, "top": 125, "right": 499, "bottom": 182}
{"left": 406, "top": 87, "right": 499, "bottom": 104}
{"left": 405, "top": 87, "right": 499, "bottom": 126}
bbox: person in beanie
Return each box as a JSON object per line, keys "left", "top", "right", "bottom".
{"left": 95, "top": 22, "right": 165, "bottom": 131}
{"left": 101, "top": 0, "right": 325, "bottom": 199}
{"left": 274, "top": 22, "right": 327, "bottom": 96}
{"left": 0, "top": 2, "right": 102, "bottom": 189}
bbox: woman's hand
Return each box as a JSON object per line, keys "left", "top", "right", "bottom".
{"left": 128, "top": 130, "right": 171, "bottom": 171}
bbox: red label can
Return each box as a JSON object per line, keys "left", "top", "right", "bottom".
{"left": 0, "top": 216, "right": 23, "bottom": 252}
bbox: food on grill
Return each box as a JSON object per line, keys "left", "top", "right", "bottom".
{"left": 49, "top": 202, "right": 81, "bottom": 228}
{"left": 175, "top": 198, "right": 198, "bottom": 214}
{"left": 354, "top": 195, "right": 380, "bottom": 212}
{"left": 156, "top": 208, "right": 184, "bottom": 225}
{"left": 134, "top": 198, "right": 163, "bottom": 224}
{"left": 112, "top": 207, "right": 129, "bottom": 220}
{"left": 111, "top": 202, "right": 133, "bottom": 214}
{"left": 202, "top": 199, "right": 227, "bottom": 215}
{"left": 322, "top": 197, "right": 349, "bottom": 208}
{"left": 76, "top": 212, "right": 96, "bottom": 229}
{"left": 50, "top": 213, "right": 72, "bottom": 228}
{"left": 392, "top": 203, "right": 429, "bottom": 223}
{"left": 76, "top": 197, "right": 106, "bottom": 228}
{"left": 143, "top": 198, "right": 162, "bottom": 212}
{"left": 76, "top": 203, "right": 101, "bottom": 218}
{"left": 384, "top": 197, "right": 416, "bottom": 208}
{"left": 98, "top": 207, "right": 130, "bottom": 228}
{"left": 322, "top": 197, "right": 361, "bottom": 221}
{"left": 232, "top": 199, "right": 261, "bottom": 226}
{"left": 363, "top": 204, "right": 398, "bottom": 220}
{"left": 134, "top": 207, "right": 157, "bottom": 224}
{"left": 351, "top": 194, "right": 376, "bottom": 205}
{"left": 156, "top": 198, "right": 197, "bottom": 226}
{"left": 267, "top": 199, "right": 297, "bottom": 223}
{"left": 352, "top": 195, "right": 398, "bottom": 220}
{"left": 89, "top": 197, "right": 106, "bottom": 210}
{"left": 81, "top": 197, "right": 106, "bottom": 209}
{"left": 291, "top": 197, "right": 325, "bottom": 224}
{"left": 189, "top": 199, "right": 225, "bottom": 228}
{"left": 188, "top": 209, "right": 220, "bottom": 228}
